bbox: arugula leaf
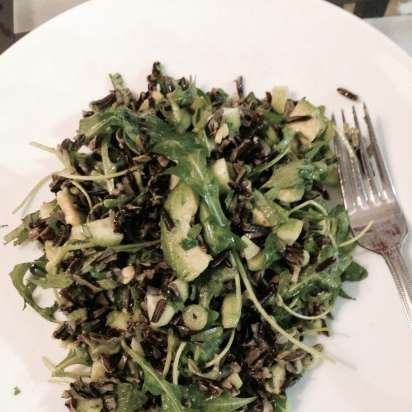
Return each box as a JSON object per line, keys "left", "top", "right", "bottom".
{"left": 29, "top": 272, "right": 73, "bottom": 289}
{"left": 9, "top": 263, "right": 58, "bottom": 322}
{"left": 115, "top": 383, "right": 147, "bottom": 412}
{"left": 271, "top": 394, "right": 287, "bottom": 412}
{"left": 341, "top": 261, "right": 368, "bottom": 282}
{"left": 253, "top": 190, "right": 288, "bottom": 226}
{"left": 201, "top": 393, "right": 256, "bottom": 412}
{"left": 122, "top": 343, "right": 186, "bottom": 412}
{"left": 51, "top": 346, "right": 91, "bottom": 378}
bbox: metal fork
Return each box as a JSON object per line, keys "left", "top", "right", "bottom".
{"left": 334, "top": 104, "right": 412, "bottom": 327}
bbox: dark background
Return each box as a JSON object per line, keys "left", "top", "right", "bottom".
{"left": 0, "top": 0, "right": 393, "bottom": 54}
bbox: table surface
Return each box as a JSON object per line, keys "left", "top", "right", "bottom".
{"left": 10, "top": 1, "right": 412, "bottom": 57}
{"left": 367, "top": 15, "right": 412, "bottom": 55}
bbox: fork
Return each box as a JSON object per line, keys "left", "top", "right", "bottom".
{"left": 334, "top": 104, "right": 412, "bottom": 327}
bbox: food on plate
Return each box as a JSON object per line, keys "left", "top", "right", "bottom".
{"left": 5, "top": 63, "right": 367, "bottom": 411}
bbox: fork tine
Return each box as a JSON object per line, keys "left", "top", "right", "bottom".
{"left": 334, "top": 128, "right": 357, "bottom": 214}
{"left": 363, "top": 104, "right": 395, "bottom": 200}
{"left": 341, "top": 110, "right": 368, "bottom": 207}
{"left": 352, "top": 106, "right": 379, "bottom": 202}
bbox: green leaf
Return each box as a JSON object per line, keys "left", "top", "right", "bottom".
{"left": 29, "top": 272, "right": 73, "bottom": 289}
{"left": 201, "top": 393, "right": 256, "bottom": 412}
{"left": 110, "top": 73, "right": 133, "bottom": 105}
{"left": 115, "top": 383, "right": 147, "bottom": 412}
{"left": 9, "top": 263, "right": 58, "bottom": 322}
{"left": 122, "top": 343, "right": 186, "bottom": 412}
{"left": 3, "top": 211, "right": 40, "bottom": 245}
{"left": 143, "top": 114, "right": 236, "bottom": 252}
{"left": 271, "top": 394, "right": 287, "bottom": 412}
{"left": 52, "top": 346, "right": 91, "bottom": 378}
{"left": 341, "top": 261, "right": 368, "bottom": 282}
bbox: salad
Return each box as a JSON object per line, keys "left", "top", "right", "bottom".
{"left": 5, "top": 63, "right": 367, "bottom": 412}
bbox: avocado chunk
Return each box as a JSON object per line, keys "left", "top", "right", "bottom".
{"left": 277, "top": 219, "right": 304, "bottom": 245}
{"left": 247, "top": 250, "right": 266, "bottom": 271}
{"left": 56, "top": 187, "right": 83, "bottom": 226}
{"left": 288, "top": 99, "right": 326, "bottom": 145}
{"left": 277, "top": 185, "right": 305, "bottom": 203}
{"left": 161, "top": 183, "right": 212, "bottom": 281}
{"left": 76, "top": 399, "right": 103, "bottom": 412}
{"left": 211, "top": 158, "right": 231, "bottom": 193}
{"left": 106, "top": 311, "right": 130, "bottom": 331}
{"left": 71, "top": 216, "right": 123, "bottom": 247}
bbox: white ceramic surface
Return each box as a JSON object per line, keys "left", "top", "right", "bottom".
{"left": 0, "top": 0, "right": 412, "bottom": 411}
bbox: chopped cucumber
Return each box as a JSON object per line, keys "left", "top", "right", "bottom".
{"left": 169, "top": 279, "right": 189, "bottom": 302}
{"left": 146, "top": 293, "right": 176, "bottom": 328}
{"left": 277, "top": 219, "right": 303, "bottom": 245}
{"left": 252, "top": 208, "right": 272, "bottom": 227}
{"left": 221, "top": 293, "right": 241, "bottom": 328}
{"left": 71, "top": 216, "right": 123, "bottom": 247}
{"left": 211, "top": 158, "right": 231, "bottom": 192}
{"left": 241, "top": 235, "right": 260, "bottom": 260}
{"left": 288, "top": 99, "right": 326, "bottom": 145}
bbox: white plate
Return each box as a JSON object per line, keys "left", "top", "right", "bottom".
{"left": 0, "top": 0, "right": 411, "bottom": 411}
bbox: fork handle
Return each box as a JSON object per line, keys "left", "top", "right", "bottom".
{"left": 383, "top": 246, "right": 412, "bottom": 328}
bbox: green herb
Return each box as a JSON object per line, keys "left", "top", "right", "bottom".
{"left": 13, "top": 386, "right": 21, "bottom": 396}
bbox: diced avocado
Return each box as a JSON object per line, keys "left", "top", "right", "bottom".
{"left": 91, "top": 359, "right": 106, "bottom": 381}
{"left": 277, "top": 219, "right": 303, "bottom": 245}
{"left": 169, "top": 174, "right": 180, "bottom": 190}
{"left": 161, "top": 183, "right": 212, "bottom": 281}
{"left": 241, "top": 235, "right": 260, "bottom": 260}
{"left": 215, "top": 123, "right": 230, "bottom": 144}
{"left": 221, "top": 293, "right": 241, "bottom": 328}
{"left": 277, "top": 185, "right": 305, "bottom": 203}
{"left": 253, "top": 191, "right": 288, "bottom": 226}
{"left": 263, "top": 160, "right": 305, "bottom": 194}
{"left": 165, "top": 182, "right": 198, "bottom": 226}
{"left": 265, "top": 363, "right": 286, "bottom": 395}
{"left": 161, "top": 220, "right": 212, "bottom": 281}
{"left": 252, "top": 208, "right": 272, "bottom": 227}
{"left": 271, "top": 86, "right": 289, "bottom": 114}
{"left": 71, "top": 216, "right": 123, "bottom": 247}
{"left": 76, "top": 398, "right": 103, "bottom": 412}
{"left": 247, "top": 251, "right": 266, "bottom": 271}
{"left": 106, "top": 311, "right": 130, "bottom": 331}
{"left": 222, "top": 107, "right": 241, "bottom": 134}
{"left": 222, "top": 372, "right": 243, "bottom": 390}
{"left": 288, "top": 99, "right": 326, "bottom": 145}
{"left": 211, "top": 158, "right": 231, "bottom": 192}
{"left": 56, "top": 187, "right": 83, "bottom": 226}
